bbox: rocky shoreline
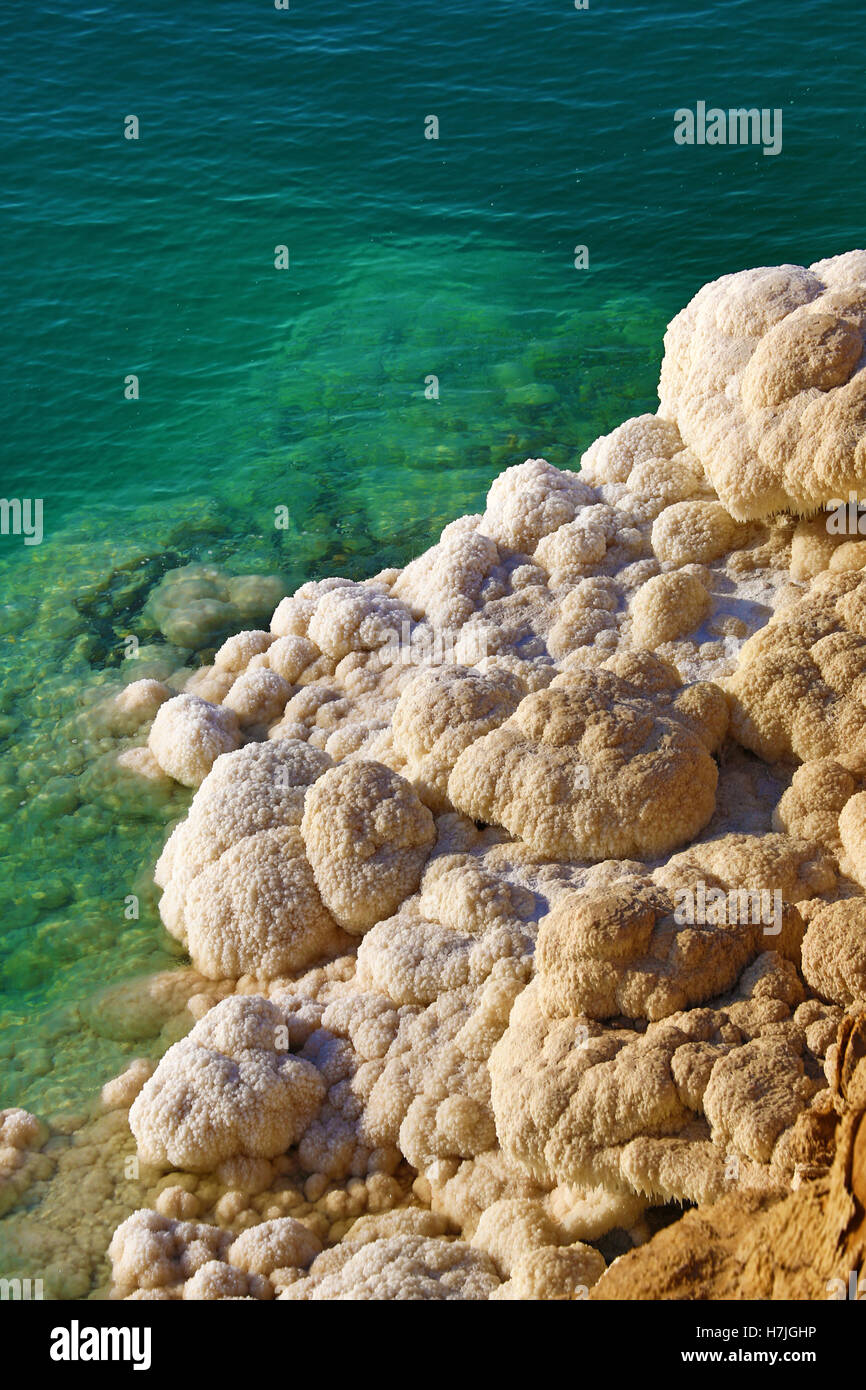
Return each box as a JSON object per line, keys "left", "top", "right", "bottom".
{"left": 3, "top": 251, "right": 866, "bottom": 1300}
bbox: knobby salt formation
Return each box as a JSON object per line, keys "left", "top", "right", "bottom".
{"left": 10, "top": 252, "right": 866, "bottom": 1302}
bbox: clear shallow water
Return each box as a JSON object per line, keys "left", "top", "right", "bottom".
{"left": 1, "top": 0, "right": 865, "bottom": 1121}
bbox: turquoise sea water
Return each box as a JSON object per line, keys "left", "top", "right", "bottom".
{"left": 1, "top": 0, "right": 865, "bottom": 1129}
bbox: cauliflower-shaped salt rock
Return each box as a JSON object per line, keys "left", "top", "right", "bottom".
{"left": 658, "top": 252, "right": 866, "bottom": 519}
{"left": 629, "top": 569, "right": 711, "bottom": 649}
{"left": 279, "top": 1234, "right": 500, "bottom": 1300}
{"left": 129, "top": 995, "right": 326, "bottom": 1170}
{"left": 300, "top": 761, "right": 436, "bottom": 933}
{"left": 579, "top": 413, "right": 685, "bottom": 486}
{"left": 535, "top": 879, "right": 803, "bottom": 1023}
{"left": 391, "top": 664, "right": 525, "bottom": 812}
{"left": 109, "top": 1210, "right": 231, "bottom": 1298}
{"left": 447, "top": 660, "right": 727, "bottom": 860}
{"left": 183, "top": 824, "right": 346, "bottom": 979}
{"left": 147, "top": 693, "right": 243, "bottom": 787}
{"left": 651, "top": 501, "right": 741, "bottom": 567}
{"left": 489, "top": 973, "right": 816, "bottom": 1206}
{"left": 773, "top": 758, "right": 857, "bottom": 859}
{"left": 801, "top": 900, "right": 866, "bottom": 1007}
{"left": 155, "top": 739, "right": 332, "bottom": 945}
{"left": 480, "top": 458, "right": 595, "bottom": 553}
{"left": 391, "top": 515, "right": 501, "bottom": 629}
{"left": 213, "top": 629, "right": 276, "bottom": 673}
{"left": 727, "top": 570, "right": 866, "bottom": 770}
{"left": 306, "top": 581, "right": 413, "bottom": 660}
{"left": 222, "top": 668, "right": 292, "bottom": 729}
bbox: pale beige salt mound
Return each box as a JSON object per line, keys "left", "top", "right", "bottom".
{"left": 128, "top": 995, "right": 327, "bottom": 1171}
{"left": 154, "top": 738, "right": 333, "bottom": 945}
{"left": 90, "top": 251, "right": 866, "bottom": 1301}
{"left": 658, "top": 251, "right": 866, "bottom": 520}
{"left": 147, "top": 692, "right": 242, "bottom": 787}
{"left": 300, "top": 760, "right": 436, "bottom": 933}
{"left": 447, "top": 655, "right": 727, "bottom": 860}
{"left": 726, "top": 569, "right": 866, "bottom": 771}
